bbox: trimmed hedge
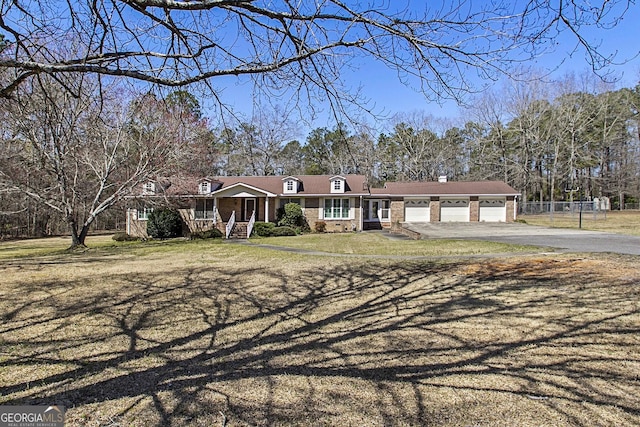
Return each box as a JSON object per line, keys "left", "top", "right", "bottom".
{"left": 271, "top": 226, "right": 297, "bottom": 236}
{"left": 190, "top": 228, "right": 223, "bottom": 239}
{"left": 253, "top": 222, "right": 275, "bottom": 237}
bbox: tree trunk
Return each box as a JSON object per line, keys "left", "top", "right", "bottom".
{"left": 619, "top": 191, "right": 625, "bottom": 211}
{"left": 67, "top": 215, "right": 86, "bottom": 249}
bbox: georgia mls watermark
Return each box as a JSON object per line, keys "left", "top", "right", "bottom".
{"left": 0, "top": 406, "right": 65, "bottom": 427}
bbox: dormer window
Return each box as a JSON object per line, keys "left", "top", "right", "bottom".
{"left": 199, "top": 181, "right": 210, "bottom": 194}
{"left": 330, "top": 176, "right": 345, "bottom": 194}
{"left": 143, "top": 181, "right": 156, "bottom": 195}
{"left": 283, "top": 177, "right": 299, "bottom": 194}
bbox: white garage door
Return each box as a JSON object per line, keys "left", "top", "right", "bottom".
{"left": 404, "top": 199, "right": 430, "bottom": 222}
{"left": 479, "top": 198, "right": 506, "bottom": 222}
{"left": 440, "top": 199, "right": 470, "bottom": 222}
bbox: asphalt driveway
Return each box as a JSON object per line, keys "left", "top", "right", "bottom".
{"left": 402, "top": 222, "right": 640, "bottom": 255}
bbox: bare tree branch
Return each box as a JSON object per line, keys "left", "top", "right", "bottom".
{"left": 0, "top": 0, "right": 631, "bottom": 105}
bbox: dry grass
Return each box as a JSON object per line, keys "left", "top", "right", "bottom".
{"left": 0, "top": 237, "right": 639, "bottom": 426}
{"left": 520, "top": 210, "right": 640, "bottom": 236}
{"left": 254, "top": 232, "right": 538, "bottom": 256}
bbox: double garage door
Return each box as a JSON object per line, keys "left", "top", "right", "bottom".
{"left": 404, "top": 198, "right": 507, "bottom": 222}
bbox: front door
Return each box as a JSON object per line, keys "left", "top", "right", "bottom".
{"left": 244, "top": 198, "right": 256, "bottom": 221}
{"left": 364, "top": 200, "right": 390, "bottom": 223}
{"left": 371, "top": 201, "right": 380, "bottom": 220}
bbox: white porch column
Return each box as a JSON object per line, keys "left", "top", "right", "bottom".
{"left": 265, "top": 197, "right": 270, "bottom": 222}
{"left": 214, "top": 197, "right": 218, "bottom": 222}
{"left": 359, "top": 196, "right": 363, "bottom": 231}
{"left": 126, "top": 208, "right": 131, "bottom": 235}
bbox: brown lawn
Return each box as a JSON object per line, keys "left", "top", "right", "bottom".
{"left": 520, "top": 209, "right": 640, "bottom": 236}
{"left": 0, "top": 237, "right": 638, "bottom": 426}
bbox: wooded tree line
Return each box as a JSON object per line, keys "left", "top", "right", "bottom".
{"left": 0, "top": 1, "right": 634, "bottom": 245}
{"left": 214, "top": 79, "right": 640, "bottom": 209}
{"left": 1, "top": 75, "right": 639, "bottom": 241}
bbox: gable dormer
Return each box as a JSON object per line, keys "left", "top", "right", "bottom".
{"left": 282, "top": 176, "right": 300, "bottom": 194}
{"left": 199, "top": 180, "right": 211, "bottom": 194}
{"left": 330, "top": 175, "right": 346, "bottom": 194}
{"left": 142, "top": 181, "right": 156, "bottom": 195}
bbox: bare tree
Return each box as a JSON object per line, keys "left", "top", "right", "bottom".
{"left": 218, "top": 106, "right": 300, "bottom": 176}
{"left": 0, "top": 76, "right": 188, "bottom": 247}
{"left": 0, "top": 1, "right": 631, "bottom": 111}
{"left": 383, "top": 113, "right": 452, "bottom": 182}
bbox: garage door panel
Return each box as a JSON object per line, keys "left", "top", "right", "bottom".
{"left": 441, "top": 199, "right": 469, "bottom": 222}
{"left": 479, "top": 199, "right": 506, "bottom": 222}
{"left": 405, "top": 199, "right": 430, "bottom": 222}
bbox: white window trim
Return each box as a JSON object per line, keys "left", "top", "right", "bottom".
{"left": 321, "top": 197, "right": 353, "bottom": 220}
{"left": 330, "top": 178, "right": 345, "bottom": 193}
{"left": 283, "top": 179, "right": 297, "bottom": 194}
{"left": 364, "top": 199, "right": 391, "bottom": 222}
{"left": 143, "top": 182, "right": 156, "bottom": 195}
{"left": 199, "top": 182, "right": 211, "bottom": 194}
{"left": 137, "top": 207, "right": 153, "bottom": 221}
{"left": 194, "top": 199, "right": 215, "bottom": 220}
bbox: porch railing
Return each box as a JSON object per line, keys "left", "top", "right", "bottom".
{"left": 225, "top": 210, "right": 235, "bottom": 239}
{"left": 246, "top": 210, "right": 256, "bottom": 238}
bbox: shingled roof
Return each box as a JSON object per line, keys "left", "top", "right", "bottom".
{"left": 136, "top": 175, "right": 519, "bottom": 198}
{"left": 371, "top": 181, "right": 520, "bottom": 197}
{"left": 137, "top": 174, "right": 370, "bottom": 197}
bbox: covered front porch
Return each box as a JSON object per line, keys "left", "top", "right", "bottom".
{"left": 209, "top": 183, "right": 277, "bottom": 238}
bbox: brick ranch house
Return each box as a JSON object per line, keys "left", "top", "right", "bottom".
{"left": 126, "top": 175, "right": 520, "bottom": 238}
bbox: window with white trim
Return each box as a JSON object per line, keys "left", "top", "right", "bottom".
{"left": 143, "top": 182, "right": 155, "bottom": 195}
{"left": 324, "top": 198, "right": 350, "bottom": 219}
{"left": 330, "top": 177, "right": 346, "bottom": 193}
{"left": 380, "top": 200, "right": 390, "bottom": 220}
{"left": 195, "top": 199, "right": 215, "bottom": 219}
{"left": 199, "top": 182, "right": 210, "bottom": 194}
{"left": 283, "top": 179, "right": 297, "bottom": 193}
{"left": 137, "top": 207, "right": 153, "bottom": 220}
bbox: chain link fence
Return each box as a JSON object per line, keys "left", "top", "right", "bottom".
{"left": 519, "top": 198, "right": 639, "bottom": 217}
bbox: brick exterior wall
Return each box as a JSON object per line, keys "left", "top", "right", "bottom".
{"left": 430, "top": 197, "right": 440, "bottom": 222}
{"left": 469, "top": 196, "right": 479, "bottom": 222}
{"left": 218, "top": 198, "right": 241, "bottom": 222}
{"left": 304, "top": 197, "right": 361, "bottom": 232}
{"left": 127, "top": 210, "right": 149, "bottom": 238}
{"left": 506, "top": 196, "right": 516, "bottom": 222}
{"left": 127, "top": 206, "right": 221, "bottom": 239}
{"left": 390, "top": 199, "right": 405, "bottom": 230}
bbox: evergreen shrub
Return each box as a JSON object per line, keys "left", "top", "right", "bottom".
{"left": 147, "top": 208, "right": 183, "bottom": 239}
{"left": 253, "top": 222, "right": 276, "bottom": 237}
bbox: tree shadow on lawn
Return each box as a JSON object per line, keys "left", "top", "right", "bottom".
{"left": 0, "top": 256, "right": 639, "bottom": 426}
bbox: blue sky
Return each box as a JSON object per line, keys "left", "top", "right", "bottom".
{"left": 333, "top": 3, "right": 640, "bottom": 125}
{"left": 204, "top": 1, "right": 640, "bottom": 132}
